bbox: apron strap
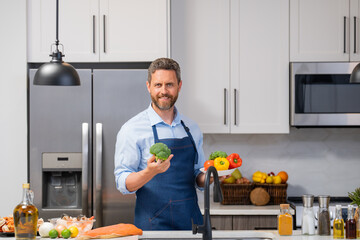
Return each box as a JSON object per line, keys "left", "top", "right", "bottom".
{"left": 180, "top": 120, "right": 199, "bottom": 164}
{"left": 152, "top": 125, "right": 160, "bottom": 143}
{"left": 152, "top": 121, "right": 199, "bottom": 164}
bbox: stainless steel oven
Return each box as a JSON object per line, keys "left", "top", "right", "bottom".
{"left": 291, "top": 62, "right": 360, "bottom": 126}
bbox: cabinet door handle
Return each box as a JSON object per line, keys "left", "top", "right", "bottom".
{"left": 103, "top": 15, "right": 106, "bottom": 53}
{"left": 344, "top": 16, "right": 347, "bottom": 53}
{"left": 234, "top": 89, "right": 237, "bottom": 126}
{"left": 93, "top": 15, "right": 96, "bottom": 53}
{"left": 224, "top": 88, "right": 227, "bottom": 125}
{"left": 355, "top": 16, "right": 357, "bottom": 54}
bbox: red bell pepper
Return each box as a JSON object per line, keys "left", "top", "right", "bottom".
{"left": 226, "top": 153, "right": 242, "bottom": 169}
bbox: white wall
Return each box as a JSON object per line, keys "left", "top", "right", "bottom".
{"left": 0, "top": 0, "right": 27, "bottom": 215}
{"left": 204, "top": 128, "right": 360, "bottom": 197}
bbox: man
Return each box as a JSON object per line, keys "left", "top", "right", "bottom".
{"left": 114, "top": 58, "right": 207, "bottom": 230}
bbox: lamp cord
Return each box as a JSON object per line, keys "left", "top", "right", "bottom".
{"left": 55, "top": 0, "right": 59, "bottom": 48}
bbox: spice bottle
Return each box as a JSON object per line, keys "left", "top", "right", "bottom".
{"left": 301, "top": 195, "right": 315, "bottom": 235}
{"left": 278, "top": 204, "right": 293, "bottom": 235}
{"left": 333, "top": 205, "right": 344, "bottom": 239}
{"left": 346, "top": 205, "right": 356, "bottom": 239}
{"left": 317, "top": 195, "right": 331, "bottom": 235}
{"left": 355, "top": 206, "right": 359, "bottom": 238}
{"left": 13, "top": 183, "right": 38, "bottom": 240}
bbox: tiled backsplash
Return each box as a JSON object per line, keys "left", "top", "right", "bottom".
{"left": 203, "top": 128, "right": 360, "bottom": 197}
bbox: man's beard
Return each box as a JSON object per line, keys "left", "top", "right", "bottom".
{"left": 151, "top": 93, "right": 178, "bottom": 111}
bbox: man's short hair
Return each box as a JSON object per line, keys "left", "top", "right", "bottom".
{"left": 148, "top": 58, "right": 181, "bottom": 83}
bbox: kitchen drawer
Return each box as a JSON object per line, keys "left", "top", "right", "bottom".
{"left": 210, "top": 216, "right": 233, "bottom": 230}
{"left": 232, "top": 215, "right": 277, "bottom": 230}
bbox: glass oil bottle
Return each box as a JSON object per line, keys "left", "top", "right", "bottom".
{"left": 13, "top": 183, "right": 39, "bottom": 240}
{"left": 346, "top": 205, "right": 356, "bottom": 239}
{"left": 333, "top": 205, "right": 344, "bottom": 239}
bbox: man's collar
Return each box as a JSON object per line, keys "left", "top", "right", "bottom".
{"left": 146, "top": 103, "right": 181, "bottom": 126}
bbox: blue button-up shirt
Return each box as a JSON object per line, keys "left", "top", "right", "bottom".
{"left": 114, "top": 104, "right": 205, "bottom": 194}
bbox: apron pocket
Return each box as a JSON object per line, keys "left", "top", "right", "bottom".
{"left": 169, "top": 198, "right": 203, "bottom": 230}
{"left": 149, "top": 202, "right": 172, "bottom": 230}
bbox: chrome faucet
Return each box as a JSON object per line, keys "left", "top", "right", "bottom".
{"left": 192, "top": 166, "right": 223, "bottom": 240}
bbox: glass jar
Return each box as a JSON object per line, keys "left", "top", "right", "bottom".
{"left": 301, "top": 195, "right": 315, "bottom": 235}
{"left": 317, "top": 195, "right": 331, "bottom": 235}
{"left": 278, "top": 204, "right": 293, "bottom": 236}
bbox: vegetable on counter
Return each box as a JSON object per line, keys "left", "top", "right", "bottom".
{"left": 214, "top": 157, "right": 229, "bottom": 171}
{"left": 348, "top": 187, "right": 360, "bottom": 206}
{"left": 149, "top": 142, "right": 171, "bottom": 162}
{"left": 209, "top": 151, "right": 227, "bottom": 160}
{"left": 226, "top": 153, "right": 242, "bottom": 169}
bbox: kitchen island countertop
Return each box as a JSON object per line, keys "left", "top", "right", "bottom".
{"left": 0, "top": 230, "right": 338, "bottom": 240}
{"left": 140, "top": 230, "right": 339, "bottom": 240}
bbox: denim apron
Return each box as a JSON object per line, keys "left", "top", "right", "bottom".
{"left": 134, "top": 120, "right": 203, "bottom": 230}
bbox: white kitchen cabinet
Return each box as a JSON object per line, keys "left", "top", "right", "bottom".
{"left": 290, "top": 0, "right": 360, "bottom": 62}
{"left": 230, "top": 0, "right": 289, "bottom": 133}
{"left": 171, "top": 0, "right": 230, "bottom": 133}
{"left": 172, "top": 0, "right": 289, "bottom": 134}
{"left": 27, "top": 0, "right": 169, "bottom": 62}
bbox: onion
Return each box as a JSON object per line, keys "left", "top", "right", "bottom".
{"left": 39, "top": 222, "right": 55, "bottom": 237}
{"left": 55, "top": 224, "right": 67, "bottom": 237}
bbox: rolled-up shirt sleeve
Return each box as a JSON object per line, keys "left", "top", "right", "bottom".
{"left": 114, "top": 125, "right": 140, "bottom": 195}
{"left": 190, "top": 122, "right": 206, "bottom": 191}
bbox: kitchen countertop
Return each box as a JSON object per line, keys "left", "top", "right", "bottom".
{"left": 0, "top": 231, "right": 338, "bottom": 240}
{"left": 140, "top": 230, "right": 337, "bottom": 240}
{"left": 197, "top": 190, "right": 295, "bottom": 215}
{"left": 198, "top": 201, "right": 295, "bottom": 216}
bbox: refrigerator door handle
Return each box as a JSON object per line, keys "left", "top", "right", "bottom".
{"left": 82, "top": 123, "right": 89, "bottom": 217}
{"left": 95, "top": 123, "right": 103, "bottom": 227}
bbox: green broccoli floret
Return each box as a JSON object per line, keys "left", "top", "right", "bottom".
{"left": 150, "top": 143, "right": 171, "bottom": 162}
{"left": 209, "top": 151, "right": 227, "bottom": 160}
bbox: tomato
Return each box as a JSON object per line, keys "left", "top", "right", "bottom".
{"left": 204, "top": 160, "right": 214, "bottom": 171}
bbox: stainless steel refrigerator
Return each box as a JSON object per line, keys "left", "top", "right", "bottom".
{"left": 29, "top": 68, "right": 149, "bottom": 227}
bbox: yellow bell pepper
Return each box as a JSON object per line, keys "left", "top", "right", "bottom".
{"left": 252, "top": 171, "right": 267, "bottom": 183}
{"left": 214, "top": 157, "right": 230, "bottom": 171}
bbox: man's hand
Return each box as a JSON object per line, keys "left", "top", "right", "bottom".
{"left": 146, "top": 154, "right": 173, "bottom": 174}
{"left": 125, "top": 154, "right": 173, "bottom": 192}
{"left": 196, "top": 172, "right": 226, "bottom": 188}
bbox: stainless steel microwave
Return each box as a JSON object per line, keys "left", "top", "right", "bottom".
{"left": 291, "top": 62, "right": 360, "bottom": 126}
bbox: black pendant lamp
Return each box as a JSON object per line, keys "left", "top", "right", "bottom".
{"left": 350, "top": 63, "right": 360, "bottom": 83}
{"left": 33, "top": 0, "right": 80, "bottom": 86}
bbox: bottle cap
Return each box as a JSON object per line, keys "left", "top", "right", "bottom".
{"left": 302, "top": 194, "right": 314, "bottom": 207}
{"left": 335, "top": 204, "right": 342, "bottom": 210}
{"left": 280, "top": 204, "right": 289, "bottom": 209}
{"left": 22, "top": 183, "right": 30, "bottom": 189}
{"left": 318, "top": 195, "right": 330, "bottom": 208}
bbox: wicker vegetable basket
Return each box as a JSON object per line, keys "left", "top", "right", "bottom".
{"left": 220, "top": 183, "right": 253, "bottom": 205}
{"left": 254, "top": 183, "right": 288, "bottom": 204}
